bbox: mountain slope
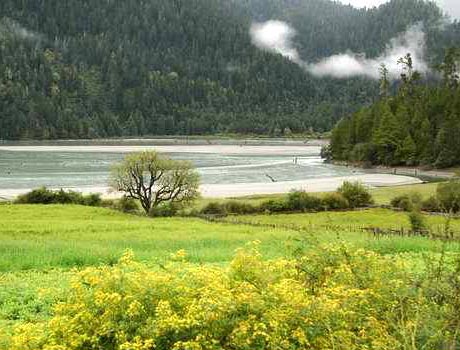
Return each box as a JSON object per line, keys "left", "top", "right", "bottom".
{"left": 0, "top": 0, "right": 458, "bottom": 139}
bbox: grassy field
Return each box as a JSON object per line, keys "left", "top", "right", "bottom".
{"left": 370, "top": 182, "right": 439, "bottom": 204}
{"left": 1, "top": 192, "right": 459, "bottom": 347}
{"left": 0, "top": 204, "right": 304, "bottom": 271}
{"left": 193, "top": 182, "right": 441, "bottom": 209}
{"left": 1, "top": 201, "right": 457, "bottom": 272}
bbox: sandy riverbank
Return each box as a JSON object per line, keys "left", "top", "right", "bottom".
{"left": 0, "top": 174, "right": 422, "bottom": 200}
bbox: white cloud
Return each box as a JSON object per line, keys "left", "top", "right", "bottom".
{"left": 250, "top": 21, "right": 301, "bottom": 63}
{"left": 250, "top": 20, "right": 428, "bottom": 80}
{"left": 308, "top": 24, "right": 428, "bottom": 79}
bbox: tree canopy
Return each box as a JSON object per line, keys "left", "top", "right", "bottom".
{"left": 110, "top": 151, "right": 200, "bottom": 214}
{"left": 329, "top": 49, "right": 460, "bottom": 168}
{"left": 1, "top": 0, "right": 459, "bottom": 139}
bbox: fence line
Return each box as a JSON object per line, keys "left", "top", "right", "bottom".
{"left": 202, "top": 216, "right": 459, "bottom": 242}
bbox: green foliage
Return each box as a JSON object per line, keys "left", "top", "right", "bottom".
{"left": 338, "top": 181, "right": 374, "bottom": 208}
{"left": 259, "top": 199, "right": 288, "bottom": 214}
{"left": 224, "top": 201, "right": 259, "bottom": 215}
{"left": 149, "top": 202, "right": 180, "bottom": 218}
{"left": 200, "top": 202, "right": 228, "bottom": 216}
{"left": 330, "top": 49, "right": 460, "bottom": 168}
{"left": 321, "top": 192, "right": 350, "bottom": 210}
{"left": 0, "top": 0, "right": 457, "bottom": 139}
{"left": 117, "top": 196, "right": 139, "bottom": 214}
{"left": 408, "top": 209, "right": 428, "bottom": 233}
{"left": 421, "top": 195, "right": 442, "bottom": 213}
{"left": 286, "top": 190, "right": 323, "bottom": 212}
{"left": 15, "top": 188, "right": 101, "bottom": 206}
{"left": 391, "top": 192, "right": 423, "bottom": 211}
{"left": 7, "top": 247, "right": 460, "bottom": 349}
{"left": 436, "top": 180, "right": 460, "bottom": 213}
{"left": 111, "top": 151, "right": 200, "bottom": 214}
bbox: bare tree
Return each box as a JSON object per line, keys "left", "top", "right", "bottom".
{"left": 110, "top": 151, "right": 200, "bottom": 214}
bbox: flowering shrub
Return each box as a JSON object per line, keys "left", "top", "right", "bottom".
{"left": 10, "top": 244, "right": 460, "bottom": 349}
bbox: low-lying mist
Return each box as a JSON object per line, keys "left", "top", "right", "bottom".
{"left": 250, "top": 20, "right": 428, "bottom": 80}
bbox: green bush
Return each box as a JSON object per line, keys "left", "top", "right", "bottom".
{"left": 390, "top": 192, "right": 422, "bottom": 212}
{"left": 10, "top": 247, "right": 460, "bottom": 350}
{"left": 321, "top": 192, "right": 350, "bottom": 210}
{"left": 15, "top": 187, "right": 101, "bottom": 207}
{"left": 224, "top": 201, "right": 259, "bottom": 215}
{"left": 149, "top": 202, "right": 179, "bottom": 217}
{"left": 436, "top": 180, "right": 460, "bottom": 213}
{"left": 338, "top": 181, "right": 374, "bottom": 208}
{"left": 82, "top": 193, "right": 102, "bottom": 207}
{"left": 421, "top": 196, "right": 442, "bottom": 213}
{"left": 408, "top": 210, "right": 428, "bottom": 233}
{"left": 201, "top": 202, "right": 228, "bottom": 216}
{"left": 259, "top": 199, "right": 287, "bottom": 213}
{"left": 286, "top": 191, "right": 323, "bottom": 212}
{"left": 117, "top": 196, "right": 139, "bottom": 213}
{"left": 15, "top": 187, "right": 56, "bottom": 204}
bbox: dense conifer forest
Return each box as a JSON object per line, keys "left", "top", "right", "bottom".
{"left": 0, "top": 0, "right": 459, "bottom": 139}
{"left": 328, "top": 49, "right": 460, "bottom": 168}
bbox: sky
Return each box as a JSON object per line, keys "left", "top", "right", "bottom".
{"left": 337, "top": 0, "right": 460, "bottom": 20}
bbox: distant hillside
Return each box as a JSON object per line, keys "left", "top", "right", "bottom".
{"left": 328, "top": 48, "right": 460, "bottom": 169}
{"left": 0, "top": 0, "right": 459, "bottom": 139}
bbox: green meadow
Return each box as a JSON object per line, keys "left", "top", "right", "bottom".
{"left": 1, "top": 182, "right": 460, "bottom": 348}
{"left": 0, "top": 204, "right": 302, "bottom": 271}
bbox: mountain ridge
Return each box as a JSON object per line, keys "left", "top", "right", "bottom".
{"left": 0, "top": 0, "right": 459, "bottom": 139}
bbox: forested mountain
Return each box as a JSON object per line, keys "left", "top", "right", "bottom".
{"left": 328, "top": 49, "right": 460, "bottom": 168}
{"left": 0, "top": 0, "right": 459, "bottom": 139}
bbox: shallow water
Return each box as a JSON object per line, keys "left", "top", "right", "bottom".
{"left": 0, "top": 144, "right": 362, "bottom": 191}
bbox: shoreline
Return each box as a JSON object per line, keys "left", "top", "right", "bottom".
{"left": 0, "top": 174, "right": 423, "bottom": 201}
{"left": 0, "top": 144, "right": 322, "bottom": 156}
{"left": 330, "top": 161, "right": 456, "bottom": 180}
{"left": 0, "top": 137, "right": 329, "bottom": 147}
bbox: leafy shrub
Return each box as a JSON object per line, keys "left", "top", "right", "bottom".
{"left": 15, "top": 187, "right": 101, "bottom": 206}
{"left": 338, "top": 181, "right": 373, "bottom": 208}
{"left": 259, "top": 199, "right": 287, "bottom": 213}
{"left": 82, "top": 193, "right": 102, "bottom": 207}
{"left": 15, "top": 187, "right": 56, "bottom": 204}
{"left": 117, "top": 196, "right": 139, "bottom": 213}
{"left": 421, "top": 196, "right": 442, "bottom": 213}
{"left": 100, "top": 198, "right": 117, "bottom": 208}
{"left": 321, "top": 192, "right": 349, "bottom": 210}
{"left": 200, "top": 202, "right": 228, "bottom": 216}
{"left": 391, "top": 192, "right": 422, "bottom": 211}
{"left": 10, "top": 246, "right": 460, "bottom": 350}
{"left": 286, "top": 190, "right": 323, "bottom": 212}
{"left": 408, "top": 210, "right": 428, "bottom": 233}
{"left": 224, "top": 201, "right": 259, "bottom": 215}
{"left": 149, "top": 202, "right": 179, "bottom": 217}
{"left": 436, "top": 180, "right": 460, "bottom": 213}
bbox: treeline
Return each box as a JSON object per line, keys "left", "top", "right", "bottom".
{"left": 0, "top": 0, "right": 459, "bottom": 139}
{"left": 329, "top": 49, "right": 460, "bottom": 168}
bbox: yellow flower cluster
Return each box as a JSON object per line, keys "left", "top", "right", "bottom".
{"left": 9, "top": 244, "right": 457, "bottom": 349}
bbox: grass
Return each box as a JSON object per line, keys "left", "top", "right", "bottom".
{"left": 193, "top": 182, "right": 442, "bottom": 211}
{"left": 370, "top": 183, "right": 439, "bottom": 205}
{"left": 221, "top": 208, "right": 460, "bottom": 254}
{"left": 222, "top": 208, "right": 460, "bottom": 231}
{"left": 1, "top": 201, "right": 460, "bottom": 345}
{"left": 0, "top": 204, "right": 302, "bottom": 271}
{"left": 1, "top": 204, "right": 458, "bottom": 273}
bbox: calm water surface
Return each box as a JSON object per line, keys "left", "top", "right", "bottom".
{"left": 0, "top": 143, "right": 362, "bottom": 190}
